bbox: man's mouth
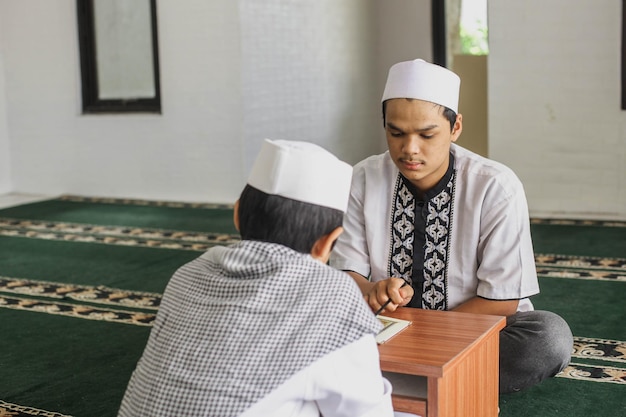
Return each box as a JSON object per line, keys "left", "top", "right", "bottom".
{"left": 400, "top": 159, "right": 424, "bottom": 170}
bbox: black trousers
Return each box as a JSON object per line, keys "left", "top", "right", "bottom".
{"left": 499, "top": 310, "right": 573, "bottom": 393}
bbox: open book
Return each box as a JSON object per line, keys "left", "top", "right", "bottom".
{"left": 375, "top": 315, "right": 411, "bottom": 344}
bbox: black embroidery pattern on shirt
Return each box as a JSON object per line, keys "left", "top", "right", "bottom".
{"left": 388, "top": 174, "right": 415, "bottom": 286}
{"left": 388, "top": 172, "right": 456, "bottom": 310}
{"left": 422, "top": 173, "right": 455, "bottom": 310}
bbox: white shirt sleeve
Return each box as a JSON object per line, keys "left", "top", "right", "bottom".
{"left": 331, "top": 154, "right": 398, "bottom": 281}
{"left": 330, "top": 165, "right": 373, "bottom": 278}
{"left": 473, "top": 172, "right": 539, "bottom": 304}
{"left": 240, "top": 335, "right": 395, "bottom": 417}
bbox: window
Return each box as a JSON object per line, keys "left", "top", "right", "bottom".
{"left": 459, "top": 0, "right": 488, "bottom": 56}
{"left": 432, "top": 0, "right": 489, "bottom": 68}
{"left": 76, "top": 0, "right": 161, "bottom": 113}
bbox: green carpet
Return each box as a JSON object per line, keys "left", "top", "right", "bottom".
{"left": 0, "top": 195, "right": 624, "bottom": 417}
{"left": 500, "top": 220, "right": 626, "bottom": 416}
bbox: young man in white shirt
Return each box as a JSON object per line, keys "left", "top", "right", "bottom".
{"left": 330, "top": 59, "right": 573, "bottom": 393}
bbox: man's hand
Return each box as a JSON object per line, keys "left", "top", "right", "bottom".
{"left": 344, "top": 272, "right": 414, "bottom": 314}
{"left": 364, "top": 277, "right": 414, "bottom": 314}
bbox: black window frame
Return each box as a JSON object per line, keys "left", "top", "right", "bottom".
{"left": 76, "top": 0, "right": 162, "bottom": 114}
{"left": 622, "top": 0, "right": 626, "bottom": 109}
{"left": 431, "top": 0, "right": 447, "bottom": 67}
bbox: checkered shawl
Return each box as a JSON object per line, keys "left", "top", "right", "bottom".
{"left": 118, "top": 240, "right": 382, "bottom": 417}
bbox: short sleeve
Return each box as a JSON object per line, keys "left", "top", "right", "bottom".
{"left": 330, "top": 165, "right": 372, "bottom": 278}
{"left": 475, "top": 177, "right": 539, "bottom": 301}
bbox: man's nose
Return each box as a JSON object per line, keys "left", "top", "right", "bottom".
{"left": 402, "top": 135, "right": 421, "bottom": 154}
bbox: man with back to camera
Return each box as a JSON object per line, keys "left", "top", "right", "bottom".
{"left": 329, "top": 58, "right": 573, "bottom": 393}
{"left": 118, "top": 139, "right": 420, "bottom": 416}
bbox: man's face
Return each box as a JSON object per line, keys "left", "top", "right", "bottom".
{"left": 385, "top": 98, "right": 462, "bottom": 193}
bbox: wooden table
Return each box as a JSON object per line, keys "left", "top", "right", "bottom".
{"left": 378, "top": 308, "right": 506, "bottom": 417}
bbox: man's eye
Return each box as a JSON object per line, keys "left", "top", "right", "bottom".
{"left": 390, "top": 131, "right": 403, "bottom": 137}
{"left": 421, "top": 134, "right": 434, "bottom": 139}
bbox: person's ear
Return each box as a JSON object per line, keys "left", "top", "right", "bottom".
{"left": 451, "top": 113, "right": 463, "bottom": 143}
{"left": 233, "top": 199, "right": 240, "bottom": 232}
{"left": 310, "top": 227, "right": 343, "bottom": 263}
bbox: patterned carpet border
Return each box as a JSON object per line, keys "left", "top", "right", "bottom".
{"left": 0, "top": 295, "right": 155, "bottom": 326}
{"left": 4, "top": 219, "right": 626, "bottom": 276}
{"left": 534, "top": 254, "right": 626, "bottom": 272}
{"left": 571, "top": 337, "right": 626, "bottom": 364}
{"left": 0, "top": 228, "right": 224, "bottom": 252}
{"left": 3, "top": 285, "right": 624, "bottom": 386}
{"left": 557, "top": 363, "right": 626, "bottom": 385}
{"left": 537, "top": 267, "right": 626, "bottom": 282}
{"left": 58, "top": 194, "right": 233, "bottom": 209}
{"left": 531, "top": 218, "right": 626, "bottom": 228}
{"left": 0, "top": 401, "right": 72, "bottom": 417}
{"left": 0, "top": 218, "right": 240, "bottom": 245}
{"left": 0, "top": 276, "right": 160, "bottom": 310}
{"left": 6, "top": 278, "right": 622, "bottom": 367}
{"left": 5, "top": 277, "right": 626, "bottom": 366}
{"left": 1, "top": 219, "right": 624, "bottom": 271}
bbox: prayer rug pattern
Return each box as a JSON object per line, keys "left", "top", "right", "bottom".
{"left": 555, "top": 336, "right": 626, "bottom": 385}
{"left": 0, "top": 218, "right": 239, "bottom": 251}
{"left": 0, "top": 276, "right": 160, "bottom": 309}
{"left": 4, "top": 217, "right": 625, "bottom": 281}
{"left": 536, "top": 267, "right": 626, "bottom": 282}
{"left": 558, "top": 363, "right": 626, "bottom": 385}
{"left": 0, "top": 401, "right": 72, "bottom": 417}
{"left": 0, "top": 295, "right": 155, "bottom": 326}
{"left": 3, "top": 276, "right": 624, "bottom": 386}
{"left": 58, "top": 194, "right": 233, "bottom": 209}
{"left": 535, "top": 253, "right": 626, "bottom": 271}
{"left": 570, "top": 337, "right": 626, "bottom": 364}
{"left": 531, "top": 218, "right": 626, "bottom": 228}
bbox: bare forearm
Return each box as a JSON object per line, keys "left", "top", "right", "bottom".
{"left": 452, "top": 297, "right": 519, "bottom": 317}
{"left": 345, "top": 271, "right": 374, "bottom": 294}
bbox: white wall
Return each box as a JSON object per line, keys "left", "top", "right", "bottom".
{"left": 238, "top": 0, "right": 381, "bottom": 170}
{"left": 1, "top": 0, "right": 245, "bottom": 203}
{"left": 0, "top": 14, "right": 10, "bottom": 194}
{"left": 374, "top": 0, "right": 433, "bottom": 150}
{"left": 0, "top": 0, "right": 433, "bottom": 204}
{"left": 489, "top": 1, "right": 626, "bottom": 220}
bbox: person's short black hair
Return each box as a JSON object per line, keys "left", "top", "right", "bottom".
{"left": 382, "top": 99, "right": 456, "bottom": 132}
{"left": 237, "top": 185, "right": 343, "bottom": 254}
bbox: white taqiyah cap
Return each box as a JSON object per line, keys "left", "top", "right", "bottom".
{"left": 382, "top": 59, "right": 461, "bottom": 113}
{"left": 247, "top": 139, "right": 353, "bottom": 212}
